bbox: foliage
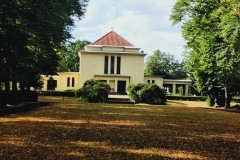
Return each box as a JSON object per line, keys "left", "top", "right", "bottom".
{"left": 127, "top": 83, "right": 166, "bottom": 104}
{"left": 206, "top": 95, "right": 215, "bottom": 107}
{"left": 177, "top": 86, "right": 184, "bottom": 96}
{"left": 0, "top": 0, "right": 89, "bottom": 91}
{"left": 127, "top": 83, "right": 145, "bottom": 103}
{"left": 167, "top": 95, "right": 206, "bottom": 101}
{"left": 77, "top": 79, "right": 111, "bottom": 103}
{"left": 139, "top": 84, "right": 166, "bottom": 104}
{"left": 145, "top": 50, "right": 188, "bottom": 79}
{"left": 38, "top": 91, "right": 76, "bottom": 97}
{"left": 57, "top": 40, "right": 91, "bottom": 72}
{"left": 170, "top": 0, "right": 240, "bottom": 108}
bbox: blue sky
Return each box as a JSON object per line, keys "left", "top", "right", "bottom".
{"left": 71, "top": 0, "right": 185, "bottom": 60}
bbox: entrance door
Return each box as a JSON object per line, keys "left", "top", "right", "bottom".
{"left": 117, "top": 81, "right": 126, "bottom": 93}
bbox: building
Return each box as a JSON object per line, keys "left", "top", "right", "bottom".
{"left": 42, "top": 31, "right": 191, "bottom": 95}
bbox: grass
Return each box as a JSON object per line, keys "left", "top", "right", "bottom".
{"left": 0, "top": 96, "right": 239, "bottom": 160}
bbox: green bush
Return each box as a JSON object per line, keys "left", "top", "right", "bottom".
{"left": 38, "top": 91, "right": 75, "bottom": 97}
{"left": 206, "top": 95, "right": 215, "bottom": 107}
{"left": 167, "top": 95, "right": 206, "bottom": 101}
{"left": 177, "top": 86, "right": 184, "bottom": 96}
{"left": 139, "top": 84, "right": 166, "bottom": 104}
{"left": 127, "top": 83, "right": 145, "bottom": 103}
{"left": 127, "top": 83, "right": 166, "bottom": 105}
{"left": 77, "top": 79, "right": 111, "bottom": 103}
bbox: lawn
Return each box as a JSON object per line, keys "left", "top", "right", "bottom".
{"left": 0, "top": 96, "right": 239, "bottom": 160}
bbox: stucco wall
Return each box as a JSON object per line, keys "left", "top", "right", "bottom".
{"left": 79, "top": 51, "right": 145, "bottom": 89}
{"left": 80, "top": 53, "right": 104, "bottom": 87}
{"left": 144, "top": 76, "right": 164, "bottom": 87}
{"left": 57, "top": 72, "right": 80, "bottom": 91}
{"left": 121, "top": 55, "right": 145, "bottom": 84}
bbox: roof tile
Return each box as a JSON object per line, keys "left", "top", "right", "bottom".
{"left": 92, "top": 31, "right": 134, "bottom": 46}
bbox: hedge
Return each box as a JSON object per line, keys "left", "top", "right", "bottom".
{"left": 128, "top": 83, "right": 166, "bottom": 105}
{"left": 166, "top": 95, "right": 206, "bottom": 101}
{"left": 38, "top": 91, "right": 76, "bottom": 97}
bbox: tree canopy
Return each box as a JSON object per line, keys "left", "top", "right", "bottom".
{"left": 57, "top": 40, "right": 91, "bottom": 72}
{"left": 145, "top": 50, "right": 188, "bottom": 79}
{"left": 170, "top": 0, "right": 240, "bottom": 107}
{"left": 0, "top": 0, "right": 88, "bottom": 91}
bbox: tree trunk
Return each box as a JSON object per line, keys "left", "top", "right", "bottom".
{"left": 224, "top": 87, "right": 231, "bottom": 108}
{"left": 12, "top": 80, "right": 17, "bottom": 92}
{"left": 4, "top": 80, "right": 10, "bottom": 92}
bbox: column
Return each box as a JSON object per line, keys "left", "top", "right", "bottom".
{"left": 185, "top": 84, "right": 189, "bottom": 96}
{"left": 115, "top": 80, "right": 118, "bottom": 92}
{"left": 172, "top": 83, "right": 176, "bottom": 94}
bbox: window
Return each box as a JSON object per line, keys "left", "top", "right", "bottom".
{"left": 72, "top": 77, "right": 75, "bottom": 87}
{"left": 110, "top": 56, "right": 115, "bottom": 74}
{"left": 117, "top": 56, "right": 121, "bottom": 74}
{"left": 67, "top": 77, "right": 70, "bottom": 87}
{"left": 104, "top": 56, "right": 108, "bottom": 74}
{"left": 152, "top": 80, "right": 155, "bottom": 83}
{"left": 147, "top": 80, "right": 150, "bottom": 83}
{"left": 99, "top": 80, "right": 107, "bottom": 83}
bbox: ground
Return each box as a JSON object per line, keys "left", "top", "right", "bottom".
{"left": 0, "top": 96, "right": 239, "bottom": 160}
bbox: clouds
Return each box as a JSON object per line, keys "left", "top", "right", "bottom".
{"left": 71, "top": 0, "right": 185, "bottom": 60}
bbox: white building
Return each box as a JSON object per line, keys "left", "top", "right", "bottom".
{"left": 42, "top": 31, "right": 191, "bottom": 95}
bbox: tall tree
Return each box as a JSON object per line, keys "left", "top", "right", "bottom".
{"left": 170, "top": 0, "right": 240, "bottom": 108}
{"left": 57, "top": 40, "right": 91, "bottom": 72}
{"left": 145, "top": 50, "right": 188, "bottom": 79}
{"left": 0, "top": 0, "right": 89, "bottom": 91}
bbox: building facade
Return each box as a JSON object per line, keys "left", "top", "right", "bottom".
{"left": 42, "top": 31, "right": 191, "bottom": 95}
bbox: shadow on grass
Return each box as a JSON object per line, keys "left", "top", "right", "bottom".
{"left": 166, "top": 101, "right": 188, "bottom": 107}
{"left": 0, "top": 102, "right": 57, "bottom": 116}
{"left": 201, "top": 106, "right": 240, "bottom": 114}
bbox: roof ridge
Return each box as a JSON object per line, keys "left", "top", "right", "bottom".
{"left": 92, "top": 31, "right": 134, "bottom": 46}
{"left": 92, "top": 31, "right": 113, "bottom": 45}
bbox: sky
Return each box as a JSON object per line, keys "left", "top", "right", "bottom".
{"left": 71, "top": 0, "right": 186, "bottom": 60}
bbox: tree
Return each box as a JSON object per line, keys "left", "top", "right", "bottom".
{"left": 0, "top": 0, "right": 89, "bottom": 91}
{"left": 57, "top": 40, "right": 91, "bottom": 72}
{"left": 170, "top": 0, "right": 240, "bottom": 108}
{"left": 145, "top": 50, "right": 188, "bottom": 79}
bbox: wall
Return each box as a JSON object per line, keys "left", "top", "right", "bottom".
{"left": 79, "top": 51, "right": 145, "bottom": 89}
{"left": 144, "top": 76, "right": 164, "bottom": 87}
{"left": 41, "top": 73, "right": 80, "bottom": 91}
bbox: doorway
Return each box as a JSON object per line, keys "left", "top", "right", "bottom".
{"left": 117, "top": 81, "right": 126, "bottom": 93}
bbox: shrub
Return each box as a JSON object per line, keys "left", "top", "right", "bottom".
{"left": 127, "top": 83, "right": 166, "bottom": 105}
{"left": 77, "top": 79, "right": 111, "bottom": 103}
{"left": 177, "top": 86, "right": 184, "bottom": 96}
{"left": 139, "top": 84, "right": 166, "bottom": 105}
{"left": 167, "top": 95, "right": 206, "bottom": 101}
{"left": 206, "top": 95, "right": 215, "bottom": 107}
{"left": 38, "top": 91, "right": 75, "bottom": 97}
{"left": 127, "top": 83, "right": 145, "bottom": 103}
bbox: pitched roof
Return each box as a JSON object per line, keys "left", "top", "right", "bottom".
{"left": 92, "top": 31, "right": 134, "bottom": 46}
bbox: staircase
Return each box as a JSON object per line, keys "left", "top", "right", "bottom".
{"left": 107, "top": 94, "right": 134, "bottom": 104}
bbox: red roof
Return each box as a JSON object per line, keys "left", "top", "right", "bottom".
{"left": 92, "top": 31, "right": 134, "bottom": 46}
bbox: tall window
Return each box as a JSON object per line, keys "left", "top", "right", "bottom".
{"left": 104, "top": 56, "right": 108, "bottom": 74}
{"left": 117, "top": 56, "right": 121, "bottom": 74}
{"left": 67, "top": 77, "right": 70, "bottom": 87}
{"left": 110, "top": 56, "right": 115, "bottom": 74}
{"left": 72, "top": 77, "right": 75, "bottom": 87}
